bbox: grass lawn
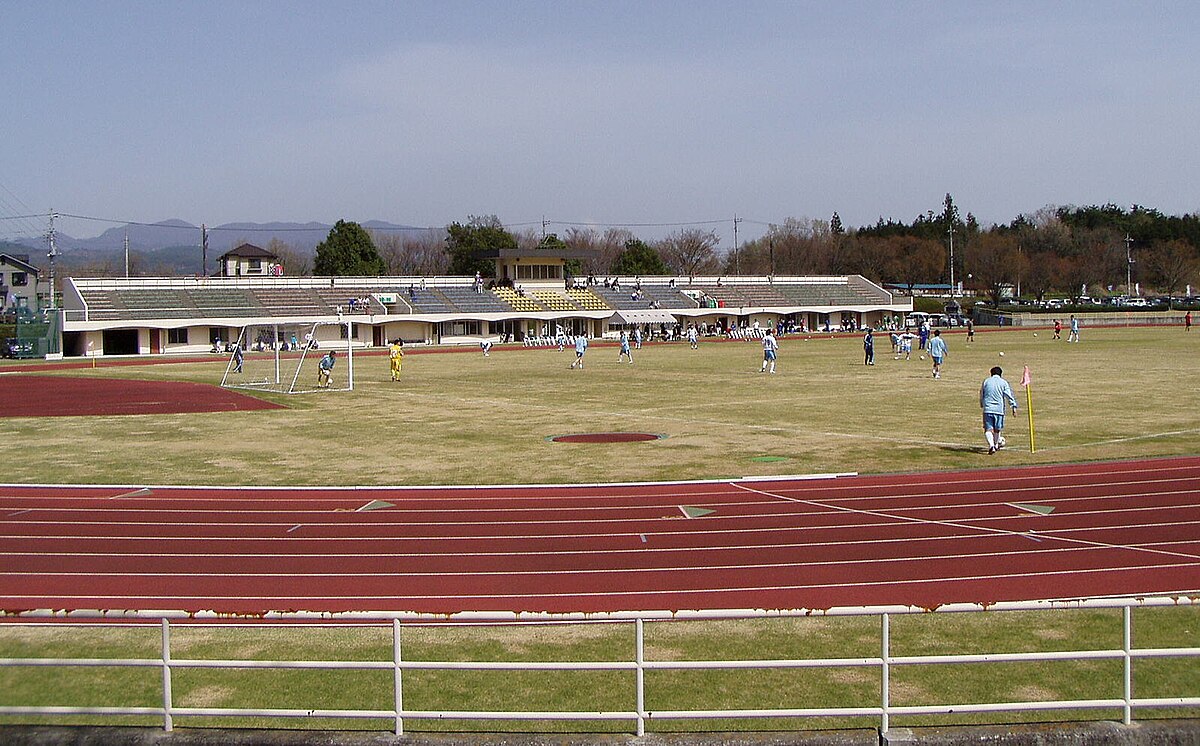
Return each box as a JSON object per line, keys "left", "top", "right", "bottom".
{"left": 1, "top": 324, "right": 1197, "bottom": 733}
{"left": 1, "top": 325, "right": 1197, "bottom": 486}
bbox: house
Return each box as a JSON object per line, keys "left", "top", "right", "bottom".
{"left": 218, "top": 243, "right": 282, "bottom": 277}
{"left": 0, "top": 253, "right": 45, "bottom": 313}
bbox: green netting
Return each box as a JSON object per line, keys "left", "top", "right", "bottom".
{"left": 10, "top": 309, "right": 60, "bottom": 357}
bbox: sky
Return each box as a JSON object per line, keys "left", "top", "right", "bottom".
{"left": 3, "top": 0, "right": 1198, "bottom": 248}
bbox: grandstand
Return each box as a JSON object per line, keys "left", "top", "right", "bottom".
{"left": 58, "top": 272, "right": 908, "bottom": 357}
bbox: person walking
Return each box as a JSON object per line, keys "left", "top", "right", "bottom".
{"left": 980, "top": 365, "right": 1018, "bottom": 454}
{"left": 760, "top": 328, "right": 778, "bottom": 373}
{"left": 388, "top": 339, "right": 404, "bottom": 381}
{"left": 928, "top": 329, "right": 948, "bottom": 379}
{"left": 617, "top": 329, "right": 634, "bottom": 364}
{"left": 1067, "top": 315, "right": 1080, "bottom": 343}
{"left": 569, "top": 335, "right": 588, "bottom": 369}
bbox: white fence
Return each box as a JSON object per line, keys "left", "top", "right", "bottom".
{"left": 1, "top": 596, "right": 1198, "bottom": 736}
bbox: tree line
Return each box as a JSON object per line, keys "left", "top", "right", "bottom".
{"left": 74, "top": 198, "right": 1200, "bottom": 301}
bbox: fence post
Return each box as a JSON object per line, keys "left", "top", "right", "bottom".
{"left": 393, "top": 619, "right": 404, "bottom": 736}
{"left": 635, "top": 617, "right": 646, "bottom": 737}
{"left": 881, "top": 613, "right": 890, "bottom": 735}
{"left": 1123, "top": 605, "right": 1132, "bottom": 725}
{"left": 160, "top": 618, "right": 174, "bottom": 732}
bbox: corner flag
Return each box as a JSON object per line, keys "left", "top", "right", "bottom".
{"left": 1021, "top": 366, "right": 1035, "bottom": 452}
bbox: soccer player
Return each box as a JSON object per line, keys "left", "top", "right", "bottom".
{"left": 965, "top": 319, "right": 975, "bottom": 342}
{"left": 980, "top": 365, "right": 1018, "bottom": 454}
{"left": 928, "top": 329, "right": 948, "bottom": 379}
{"left": 1185, "top": 311, "right": 1192, "bottom": 331}
{"left": 863, "top": 328, "right": 874, "bottom": 365}
{"left": 760, "top": 328, "right": 778, "bottom": 373}
{"left": 388, "top": 339, "right": 404, "bottom": 381}
{"left": 633, "top": 326, "right": 643, "bottom": 349}
{"left": 1053, "top": 319, "right": 1062, "bottom": 340}
{"left": 480, "top": 339, "right": 493, "bottom": 356}
{"left": 618, "top": 330, "right": 634, "bottom": 364}
{"left": 1067, "top": 315, "right": 1080, "bottom": 343}
{"left": 232, "top": 342, "right": 244, "bottom": 373}
{"left": 569, "top": 335, "right": 588, "bottom": 369}
{"left": 687, "top": 324, "right": 699, "bottom": 350}
{"left": 317, "top": 350, "right": 337, "bottom": 388}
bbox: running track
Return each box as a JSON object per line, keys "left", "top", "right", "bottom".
{"left": 1, "top": 457, "right": 1198, "bottom": 618}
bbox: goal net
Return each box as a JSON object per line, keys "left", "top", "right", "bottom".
{"left": 220, "top": 322, "right": 354, "bottom": 394}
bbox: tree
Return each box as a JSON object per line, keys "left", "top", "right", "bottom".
{"left": 312, "top": 220, "right": 385, "bottom": 276}
{"left": 969, "top": 233, "right": 1024, "bottom": 306}
{"left": 610, "top": 239, "right": 667, "bottom": 275}
{"left": 444, "top": 215, "right": 515, "bottom": 277}
{"left": 564, "top": 227, "right": 633, "bottom": 275}
{"left": 657, "top": 228, "right": 721, "bottom": 276}
{"left": 889, "top": 236, "right": 945, "bottom": 295}
{"left": 830, "top": 212, "right": 844, "bottom": 236}
{"left": 266, "top": 238, "right": 310, "bottom": 276}
{"left": 374, "top": 230, "right": 448, "bottom": 276}
{"left": 1142, "top": 239, "right": 1199, "bottom": 298}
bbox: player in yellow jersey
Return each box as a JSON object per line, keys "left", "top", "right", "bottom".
{"left": 389, "top": 339, "right": 404, "bottom": 381}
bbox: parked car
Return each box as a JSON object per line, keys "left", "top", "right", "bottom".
{"left": 1, "top": 338, "right": 36, "bottom": 358}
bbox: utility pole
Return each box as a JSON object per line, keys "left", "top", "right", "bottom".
{"left": 733, "top": 215, "right": 742, "bottom": 276}
{"left": 1124, "top": 233, "right": 1134, "bottom": 295}
{"left": 947, "top": 221, "right": 956, "bottom": 296}
{"left": 46, "top": 211, "right": 59, "bottom": 310}
{"left": 541, "top": 216, "right": 548, "bottom": 241}
{"left": 124, "top": 229, "right": 130, "bottom": 278}
{"left": 201, "top": 223, "right": 208, "bottom": 276}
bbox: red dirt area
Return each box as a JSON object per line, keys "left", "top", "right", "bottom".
{"left": 550, "top": 432, "right": 664, "bottom": 443}
{"left": 0, "top": 375, "right": 285, "bottom": 417}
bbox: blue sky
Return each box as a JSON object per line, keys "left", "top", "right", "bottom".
{"left": 3, "top": 1, "right": 1197, "bottom": 246}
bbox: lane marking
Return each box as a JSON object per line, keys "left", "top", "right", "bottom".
{"left": 110, "top": 488, "right": 152, "bottom": 500}
{"left": 734, "top": 483, "right": 1200, "bottom": 562}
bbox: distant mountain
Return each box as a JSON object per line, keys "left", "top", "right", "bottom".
{"left": 7, "top": 218, "right": 430, "bottom": 274}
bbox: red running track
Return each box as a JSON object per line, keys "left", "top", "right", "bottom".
{"left": 1, "top": 457, "right": 1198, "bottom": 618}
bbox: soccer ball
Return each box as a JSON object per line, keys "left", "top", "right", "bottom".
{"left": 919, "top": 355, "right": 925, "bottom": 360}
{"left": 1033, "top": 332, "right": 1038, "bottom": 337}
{"left": 998, "top": 436, "right": 1007, "bottom": 448}
{"left": 999, "top": 351, "right": 1005, "bottom": 357}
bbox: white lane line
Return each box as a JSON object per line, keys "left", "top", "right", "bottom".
{"left": 733, "top": 482, "right": 1200, "bottom": 562}
{"left": 4, "top": 517, "right": 1200, "bottom": 546}
{"left": 4, "top": 535, "right": 1198, "bottom": 561}
{"left": 2, "top": 460, "right": 1197, "bottom": 504}
{"left": 5, "top": 563, "right": 1198, "bottom": 604}
{"left": 2, "top": 500, "right": 1198, "bottom": 532}
{"left": 9, "top": 545, "right": 1200, "bottom": 579}
{"left": 4, "top": 477, "right": 1200, "bottom": 516}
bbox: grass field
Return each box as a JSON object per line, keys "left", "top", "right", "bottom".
{"left": 2, "top": 325, "right": 1197, "bottom": 486}
{"left": 1, "top": 324, "right": 1197, "bottom": 734}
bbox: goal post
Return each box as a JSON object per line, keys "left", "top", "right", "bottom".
{"left": 221, "top": 321, "right": 354, "bottom": 394}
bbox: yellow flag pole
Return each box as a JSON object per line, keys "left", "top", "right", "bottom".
{"left": 1026, "top": 384, "right": 1035, "bottom": 453}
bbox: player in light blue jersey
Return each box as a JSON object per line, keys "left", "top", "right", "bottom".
{"left": 928, "top": 329, "right": 948, "bottom": 379}
{"left": 980, "top": 366, "right": 1018, "bottom": 454}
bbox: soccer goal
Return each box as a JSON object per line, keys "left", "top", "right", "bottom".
{"left": 220, "top": 321, "right": 354, "bottom": 394}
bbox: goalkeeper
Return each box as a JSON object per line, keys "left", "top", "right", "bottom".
{"left": 317, "top": 350, "right": 337, "bottom": 389}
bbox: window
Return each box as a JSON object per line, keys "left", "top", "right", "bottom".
{"left": 439, "top": 320, "right": 480, "bottom": 336}
{"left": 167, "top": 328, "right": 188, "bottom": 344}
{"left": 515, "top": 264, "right": 561, "bottom": 280}
{"left": 11, "top": 272, "right": 28, "bottom": 287}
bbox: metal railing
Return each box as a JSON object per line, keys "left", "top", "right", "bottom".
{"left": 1, "top": 596, "right": 1197, "bottom": 736}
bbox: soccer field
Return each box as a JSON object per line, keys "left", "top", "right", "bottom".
{"left": 2, "top": 325, "right": 1196, "bottom": 487}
